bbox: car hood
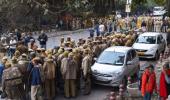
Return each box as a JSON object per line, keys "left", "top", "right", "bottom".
{"left": 132, "top": 43, "right": 157, "bottom": 50}
{"left": 91, "top": 63, "right": 123, "bottom": 75}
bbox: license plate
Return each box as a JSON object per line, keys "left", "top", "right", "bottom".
{"left": 137, "top": 52, "right": 144, "bottom": 56}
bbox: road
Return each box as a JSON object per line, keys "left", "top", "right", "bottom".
{"left": 34, "top": 30, "right": 165, "bottom": 100}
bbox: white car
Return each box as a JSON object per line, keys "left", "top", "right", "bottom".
{"left": 91, "top": 46, "right": 139, "bottom": 87}
{"left": 132, "top": 32, "right": 166, "bottom": 60}
{"left": 153, "top": 6, "right": 166, "bottom": 16}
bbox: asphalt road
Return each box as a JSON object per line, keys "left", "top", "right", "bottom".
{"left": 35, "top": 30, "right": 161, "bottom": 100}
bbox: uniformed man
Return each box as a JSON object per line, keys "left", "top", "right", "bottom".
{"left": 43, "top": 54, "right": 56, "bottom": 100}
{"left": 2, "top": 59, "right": 23, "bottom": 99}
{"left": 60, "top": 37, "right": 64, "bottom": 47}
{"left": 14, "top": 50, "right": 21, "bottom": 59}
{"left": 81, "top": 49, "right": 92, "bottom": 95}
{"left": 92, "top": 40, "right": 101, "bottom": 58}
{"left": 61, "top": 52, "right": 78, "bottom": 98}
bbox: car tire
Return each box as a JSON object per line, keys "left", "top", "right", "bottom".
{"left": 154, "top": 51, "right": 159, "bottom": 60}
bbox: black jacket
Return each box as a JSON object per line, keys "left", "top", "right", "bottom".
{"left": 38, "top": 34, "right": 48, "bottom": 45}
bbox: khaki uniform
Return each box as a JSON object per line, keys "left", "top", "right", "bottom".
{"left": 2, "top": 66, "right": 24, "bottom": 99}
{"left": 61, "top": 56, "right": 78, "bottom": 98}
{"left": 81, "top": 55, "right": 92, "bottom": 95}
{"left": 43, "top": 59, "right": 56, "bottom": 100}
{"left": 93, "top": 45, "right": 101, "bottom": 57}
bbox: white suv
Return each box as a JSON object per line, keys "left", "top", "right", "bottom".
{"left": 132, "top": 32, "right": 166, "bottom": 60}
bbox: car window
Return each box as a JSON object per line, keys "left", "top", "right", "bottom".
{"left": 97, "top": 51, "right": 125, "bottom": 65}
{"left": 136, "top": 36, "right": 156, "bottom": 44}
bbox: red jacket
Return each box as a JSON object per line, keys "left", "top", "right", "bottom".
{"left": 159, "top": 69, "right": 170, "bottom": 99}
{"left": 141, "top": 69, "right": 157, "bottom": 96}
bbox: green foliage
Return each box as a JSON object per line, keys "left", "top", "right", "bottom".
{"left": 154, "top": 0, "right": 166, "bottom": 5}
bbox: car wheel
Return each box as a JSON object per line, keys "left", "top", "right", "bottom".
{"left": 154, "top": 51, "right": 159, "bottom": 60}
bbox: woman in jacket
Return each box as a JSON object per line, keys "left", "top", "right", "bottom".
{"left": 141, "top": 64, "right": 157, "bottom": 100}
{"left": 159, "top": 62, "right": 170, "bottom": 100}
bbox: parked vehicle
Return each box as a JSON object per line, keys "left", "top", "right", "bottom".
{"left": 91, "top": 46, "right": 140, "bottom": 87}
{"left": 153, "top": 6, "right": 166, "bottom": 16}
{"left": 132, "top": 32, "right": 166, "bottom": 60}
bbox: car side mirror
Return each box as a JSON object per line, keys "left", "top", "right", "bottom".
{"left": 127, "top": 61, "right": 132, "bottom": 65}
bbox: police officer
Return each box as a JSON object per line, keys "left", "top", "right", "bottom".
{"left": 61, "top": 52, "right": 78, "bottom": 98}
{"left": 43, "top": 54, "right": 56, "bottom": 100}
{"left": 81, "top": 49, "right": 92, "bottom": 95}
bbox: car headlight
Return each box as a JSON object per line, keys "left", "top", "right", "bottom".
{"left": 147, "top": 48, "right": 156, "bottom": 53}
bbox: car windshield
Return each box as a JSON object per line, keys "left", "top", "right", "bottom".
{"left": 135, "top": 36, "right": 156, "bottom": 44}
{"left": 97, "top": 51, "right": 125, "bottom": 65}
{"left": 154, "top": 7, "right": 163, "bottom": 11}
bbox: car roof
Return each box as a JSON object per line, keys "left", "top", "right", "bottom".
{"left": 139, "top": 32, "right": 162, "bottom": 37}
{"left": 105, "top": 46, "right": 132, "bottom": 53}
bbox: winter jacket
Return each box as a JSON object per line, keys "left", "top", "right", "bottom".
{"left": 81, "top": 55, "right": 92, "bottom": 77}
{"left": 141, "top": 69, "right": 157, "bottom": 96}
{"left": 43, "top": 59, "right": 56, "bottom": 79}
{"left": 61, "top": 58, "right": 78, "bottom": 80}
{"left": 38, "top": 34, "right": 48, "bottom": 45}
{"left": 159, "top": 69, "right": 170, "bottom": 99}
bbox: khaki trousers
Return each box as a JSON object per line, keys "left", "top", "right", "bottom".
{"left": 64, "top": 79, "right": 76, "bottom": 98}
{"left": 83, "top": 74, "right": 91, "bottom": 95}
{"left": 45, "top": 79, "right": 55, "bottom": 100}
{"left": 31, "top": 85, "right": 40, "bottom": 100}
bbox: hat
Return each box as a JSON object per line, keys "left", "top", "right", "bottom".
{"left": 84, "top": 49, "right": 90, "bottom": 54}
{"left": 63, "top": 51, "right": 69, "bottom": 57}
{"left": 2, "top": 56, "right": 8, "bottom": 60}
{"left": 41, "top": 48, "right": 46, "bottom": 51}
{"left": 68, "top": 52, "right": 74, "bottom": 58}
{"left": 21, "top": 53, "right": 27, "bottom": 57}
{"left": 5, "top": 62, "right": 11, "bottom": 68}
{"left": 28, "top": 49, "right": 34, "bottom": 52}
{"left": 58, "top": 49, "right": 64, "bottom": 54}
{"left": 47, "top": 54, "right": 52, "bottom": 59}
{"left": 14, "top": 50, "right": 20, "bottom": 56}
{"left": 11, "top": 57, "right": 18, "bottom": 64}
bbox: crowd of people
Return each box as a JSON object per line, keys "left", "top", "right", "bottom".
{"left": 0, "top": 15, "right": 170, "bottom": 100}
{"left": 141, "top": 62, "right": 170, "bottom": 100}
{"left": 0, "top": 28, "right": 115, "bottom": 100}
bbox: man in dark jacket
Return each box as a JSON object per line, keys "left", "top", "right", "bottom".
{"left": 38, "top": 31, "right": 48, "bottom": 49}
